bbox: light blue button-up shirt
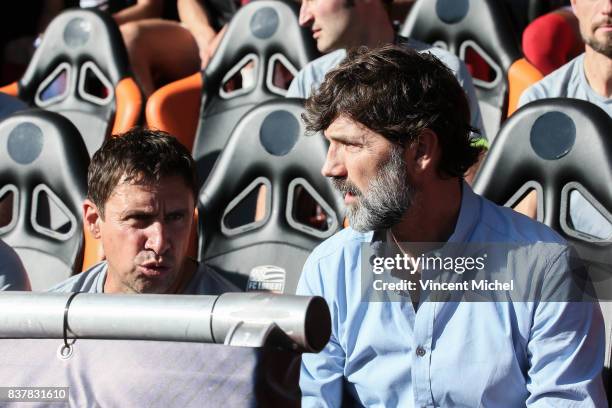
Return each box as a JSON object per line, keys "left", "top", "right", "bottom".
{"left": 296, "top": 183, "right": 606, "bottom": 407}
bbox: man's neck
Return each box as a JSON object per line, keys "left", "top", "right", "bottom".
{"left": 583, "top": 47, "right": 612, "bottom": 98}
{"left": 362, "top": 21, "right": 395, "bottom": 48}
{"left": 391, "top": 178, "right": 462, "bottom": 244}
{"left": 346, "top": 6, "right": 395, "bottom": 49}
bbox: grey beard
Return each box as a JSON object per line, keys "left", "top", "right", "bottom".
{"left": 335, "top": 147, "right": 416, "bottom": 233}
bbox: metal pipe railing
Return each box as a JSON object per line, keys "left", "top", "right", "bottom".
{"left": 0, "top": 292, "right": 331, "bottom": 352}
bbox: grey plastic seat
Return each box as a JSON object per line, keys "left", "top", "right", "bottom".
{"left": 0, "top": 110, "right": 89, "bottom": 290}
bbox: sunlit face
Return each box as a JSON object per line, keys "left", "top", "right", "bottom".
{"left": 322, "top": 116, "right": 415, "bottom": 232}
{"left": 572, "top": 0, "right": 612, "bottom": 57}
{"left": 85, "top": 175, "right": 195, "bottom": 294}
{"left": 299, "top": 0, "right": 357, "bottom": 53}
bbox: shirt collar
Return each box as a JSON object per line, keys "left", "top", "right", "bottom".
{"left": 447, "top": 181, "right": 481, "bottom": 243}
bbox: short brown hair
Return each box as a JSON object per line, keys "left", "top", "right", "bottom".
{"left": 303, "top": 44, "right": 480, "bottom": 177}
{"left": 88, "top": 128, "right": 197, "bottom": 217}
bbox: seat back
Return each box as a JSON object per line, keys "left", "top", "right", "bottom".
{"left": 400, "top": 0, "right": 523, "bottom": 138}
{"left": 192, "top": 0, "right": 318, "bottom": 184}
{"left": 4, "top": 8, "right": 142, "bottom": 156}
{"left": 0, "top": 110, "right": 89, "bottom": 290}
{"left": 522, "top": 8, "right": 583, "bottom": 76}
{"left": 472, "top": 98, "right": 612, "bottom": 393}
{"left": 198, "top": 99, "right": 345, "bottom": 294}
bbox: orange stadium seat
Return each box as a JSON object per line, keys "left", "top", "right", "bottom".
{"left": 401, "top": 0, "right": 544, "bottom": 139}
{"left": 0, "top": 110, "right": 89, "bottom": 290}
{"left": 0, "top": 8, "right": 143, "bottom": 156}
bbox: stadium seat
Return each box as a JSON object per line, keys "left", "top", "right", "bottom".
{"left": 198, "top": 99, "right": 345, "bottom": 294}
{"left": 400, "top": 0, "right": 543, "bottom": 138}
{"left": 501, "top": 0, "right": 570, "bottom": 33}
{"left": 147, "top": 0, "right": 318, "bottom": 183}
{"left": 525, "top": 0, "right": 572, "bottom": 28}
{"left": 522, "top": 7, "right": 583, "bottom": 76}
{"left": 145, "top": 72, "right": 202, "bottom": 149}
{"left": 472, "top": 98, "right": 612, "bottom": 395}
{"left": 0, "top": 110, "right": 89, "bottom": 290}
{"left": 0, "top": 8, "right": 143, "bottom": 156}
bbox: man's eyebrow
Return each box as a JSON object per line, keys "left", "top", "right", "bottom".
{"left": 166, "top": 208, "right": 189, "bottom": 216}
{"left": 325, "top": 132, "right": 363, "bottom": 144}
{"left": 120, "top": 209, "right": 156, "bottom": 219}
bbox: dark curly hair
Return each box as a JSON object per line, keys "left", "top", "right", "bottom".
{"left": 303, "top": 44, "right": 481, "bottom": 177}
{"left": 87, "top": 127, "right": 197, "bottom": 217}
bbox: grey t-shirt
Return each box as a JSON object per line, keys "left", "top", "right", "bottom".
{"left": 287, "top": 38, "right": 486, "bottom": 143}
{"left": 48, "top": 261, "right": 238, "bottom": 294}
{"left": 0, "top": 239, "right": 31, "bottom": 291}
{"left": 519, "top": 53, "right": 612, "bottom": 240}
{"left": 519, "top": 54, "right": 612, "bottom": 117}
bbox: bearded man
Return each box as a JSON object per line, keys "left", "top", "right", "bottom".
{"left": 296, "top": 45, "right": 606, "bottom": 407}
{"left": 518, "top": 0, "right": 612, "bottom": 239}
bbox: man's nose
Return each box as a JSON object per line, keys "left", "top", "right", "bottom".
{"left": 299, "top": 2, "right": 314, "bottom": 27}
{"left": 145, "top": 221, "right": 170, "bottom": 255}
{"left": 321, "top": 145, "right": 347, "bottom": 178}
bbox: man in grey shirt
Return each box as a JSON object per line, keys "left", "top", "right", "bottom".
{"left": 50, "top": 128, "right": 236, "bottom": 295}
{"left": 518, "top": 0, "right": 611, "bottom": 240}
{"left": 519, "top": 0, "right": 611, "bottom": 116}
{"left": 287, "top": 0, "right": 486, "bottom": 181}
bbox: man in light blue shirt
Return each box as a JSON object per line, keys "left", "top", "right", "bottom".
{"left": 297, "top": 45, "right": 606, "bottom": 406}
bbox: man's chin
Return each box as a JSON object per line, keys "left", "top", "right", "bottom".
{"left": 346, "top": 209, "right": 375, "bottom": 233}
{"left": 130, "top": 274, "right": 176, "bottom": 294}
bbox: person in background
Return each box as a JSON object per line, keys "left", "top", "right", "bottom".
{"left": 83, "top": 0, "right": 240, "bottom": 96}
{"left": 287, "top": 0, "right": 486, "bottom": 182}
{"left": 518, "top": 0, "right": 612, "bottom": 240}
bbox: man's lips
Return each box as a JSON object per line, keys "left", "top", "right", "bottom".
{"left": 312, "top": 28, "right": 321, "bottom": 39}
{"left": 595, "top": 22, "right": 612, "bottom": 32}
{"left": 345, "top": 191, "right": 357, "bottom": 204}
{"left": 138, "top": 263, "right": 171, "bottom": 276}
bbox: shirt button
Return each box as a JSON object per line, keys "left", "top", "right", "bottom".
{"left": 416, "top": 346, "right": 426, "bottom": 357}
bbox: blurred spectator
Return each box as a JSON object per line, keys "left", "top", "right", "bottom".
{"left": 518, "top": 0, "right": 611, "bottom": 239}
{"left": 0, "top": 239, "right": 31, "bottom": 291}
{"left": 85, "top": 0, "right": 240, "bottom": 96}
{"left": 288, "top": 0, "right": 485, "bottom": 181}
{"left": 522, "top": 6, "right": 583, "bottom": 75}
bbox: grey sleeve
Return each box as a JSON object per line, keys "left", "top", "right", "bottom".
{"left": 518, "top": 83, "right": 544, "bottom": 108}
{"left": 0, "top": 241, "right": 31, "bottom": 291}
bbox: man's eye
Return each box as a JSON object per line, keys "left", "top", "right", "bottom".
{"left": 129, "top": 215, "right": 147, "bottom": 222}
{"left": 167, "top": 213, "right": 185, "bottom": 222}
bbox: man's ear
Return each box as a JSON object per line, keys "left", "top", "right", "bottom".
{"left": 406, "top": 128, "right": 439, "bottom": 174}
{"left": 83, "top": 199, "right": 102, "bottom": 239}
